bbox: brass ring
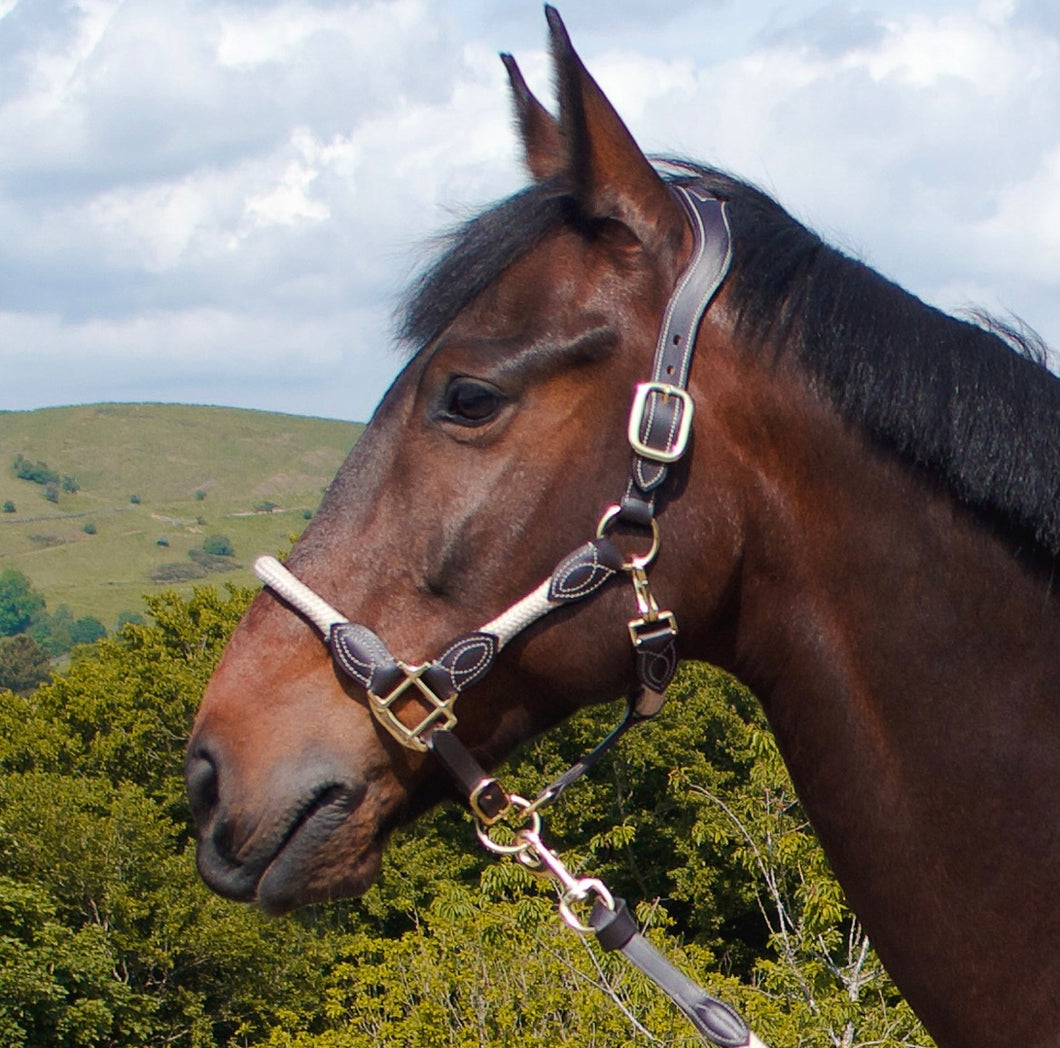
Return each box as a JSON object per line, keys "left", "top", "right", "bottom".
{"left": 596, "top": 505, "right": 661, "bottom": 569}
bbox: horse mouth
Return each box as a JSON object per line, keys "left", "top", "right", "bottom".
{"left": 195, "top": 781, "right": 384, "bottom": 915}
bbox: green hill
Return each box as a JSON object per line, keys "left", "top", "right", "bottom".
{"left": 0, "top": 404, "right": 362, "bottom": 628}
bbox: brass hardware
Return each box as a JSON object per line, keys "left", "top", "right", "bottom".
{"left": 596, "top": 505, "right": 661, "bottom": 570}
{"left": 367, "top": 661, "right": 458, "bottom": 752}
{"left": 627, "top": 381, "right": 694, "bottom": 463}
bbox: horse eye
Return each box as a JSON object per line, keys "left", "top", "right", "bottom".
{"left": 442, "top": 379, "right": 505, "bottom": 426}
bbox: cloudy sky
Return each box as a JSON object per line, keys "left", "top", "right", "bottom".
{"left": 1, "top": 0, "right": 1058, "bottom": 422}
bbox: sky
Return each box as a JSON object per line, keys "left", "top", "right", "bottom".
{"left": 1, "top": 0, "right": 1058, "bottom": 422}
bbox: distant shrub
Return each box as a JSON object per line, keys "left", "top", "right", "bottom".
{"left": 195, "top": 490, "right": 207, "bottom": 501}
{"left": 254, "top": 500, "right": 278, "bottom": 514}
{"left": 61, "top": 475, "right": 79, "bottom": 494}
{"left": 43, "top": 482, "right": 59, "bottom": 504}
{"left": 188, "top": 550, "right": 239, "bottom": 574}
{"left": 201, "top": 534, "right": 234, "bottom": 557}
{"left": 129, "top": 494, "right": 141, "bottom": 504}
{"left": 302, "top": 509, "right": 313, "bottom": 521}
{"left": 13, "top": 454, "right": 58, "bottom": 486}
{"left": 151, "top": 563, "right": 208, "bottom": 583}
{"left": 82, "top": 523, "right": 97, "bottom": 535}
{"left": 156, "top": 537, "right": 170, "bottom": 547}
{"left": 116, "top": 610, "right": 145, "bottom": 629}
{"left": 2, "top": 501, "right": 14, "bottom": 514}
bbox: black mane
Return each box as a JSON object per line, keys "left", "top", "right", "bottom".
{"left": 400, "top": 164, "right": 1060, "bottom": 559}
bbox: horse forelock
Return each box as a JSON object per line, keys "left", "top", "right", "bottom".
{"left": 396, "top": 159, "right": 1060, "bottom": 561}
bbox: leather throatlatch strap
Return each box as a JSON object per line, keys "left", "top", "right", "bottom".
{"left": 591, "top": 898, "right": 753, "bottom": 1048}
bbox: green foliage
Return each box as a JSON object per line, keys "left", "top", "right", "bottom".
{"left": 0, "top": 586, "right": 932, "bottom": 1048}
{"left": 29, "top": 605, "right": 107, "bottom": 658}
{"left": 0, "top": 570, "right": 45, "bottom": 637}
{"left": 2, "top": 501, "right": 14, "bottom": 514}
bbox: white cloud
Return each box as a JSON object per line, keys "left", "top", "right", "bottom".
{"left": 0, "top": 0, "right": 1057, "bottom": 423}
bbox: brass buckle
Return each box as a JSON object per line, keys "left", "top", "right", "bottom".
{"left": 367, "top": 661, "right": 458, "bottom": 752}
{"left": 468, "top": 777, "right": 511, "bottom": 826}
{"left": 627, "top": 381, "right": 694, "bottom": 463}
{"left": 628, "top": 610, "right": 678, "bottom": 649}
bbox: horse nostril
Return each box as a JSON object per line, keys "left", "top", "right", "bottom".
{"left": 185, "top": 747, "right": 220, "bottom": 829}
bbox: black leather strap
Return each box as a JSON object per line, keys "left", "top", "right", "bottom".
{"left": 591, "top": 897, "right": 751, "bottom": 1048}
{"left": 624, "top": 189, "right": 732, "bottom": 521}
{"left": 427, "top": 730, "right": 510, "bottom": 822}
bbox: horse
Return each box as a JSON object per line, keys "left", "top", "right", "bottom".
{"left": 185, "top": 8, "right": 1060, "bottom": 1047}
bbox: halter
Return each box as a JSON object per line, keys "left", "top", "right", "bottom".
{"left": 254, "top": 186, "right": 766, "bottom": 1048}
{"left": 256, "top": 185, "right": 731, "bottom": 767}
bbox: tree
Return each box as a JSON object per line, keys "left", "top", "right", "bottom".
{"left": 0, "top": 588, "right": 933, "bottom": 1048}
{"left": 69, "top": 616, "right": 106, "bottom": 647}
{"left": 0, "top": 571, "right": 45, "bottom": 637}
{"left": 0, "top": 635, "right": 50, "bottom": 695}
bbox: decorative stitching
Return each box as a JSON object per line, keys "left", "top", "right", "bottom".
{"left": 438, "top": 633, "right": 498, "bottom": 691}
{"left": 549, "top": 542, "right": 619, "bottom": 602}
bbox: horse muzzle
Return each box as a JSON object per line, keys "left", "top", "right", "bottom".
{"left": 185, "top": 736, "right": 382, "bottom": 913}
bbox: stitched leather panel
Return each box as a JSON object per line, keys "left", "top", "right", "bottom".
{"left": 633, "top": 623, "right": 678, "bottom": 692}
{"left": 329, "top": 622, "right": 398, "bottom": 692}
{"left": 434, "top": 631, "right": 498, "bottom": 693}
{"left": 548, "top": 538, "right": 625, "bottom": 603}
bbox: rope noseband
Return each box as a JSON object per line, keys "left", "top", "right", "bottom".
{"left": 254, "top": 187, "right": 766, "bottom": 1047}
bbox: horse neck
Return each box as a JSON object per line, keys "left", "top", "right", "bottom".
{"left": 686, "top": 345, "right": 1060, "bottom": 1047}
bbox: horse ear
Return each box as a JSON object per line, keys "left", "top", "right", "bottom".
{"left": 501, "top": 52, "right": 565, "bottom": 182}
{"left": 546, "top": 6, "right": 685, "bottom": 256}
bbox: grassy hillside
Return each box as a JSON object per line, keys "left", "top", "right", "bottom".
{"left": 0, "top": 404, "right": 362, "bottom": 628}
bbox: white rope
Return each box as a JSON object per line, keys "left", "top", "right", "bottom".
{"left": 254, "top": 556, "right": 348, "bottom": 637}
{"left": 254, "top": 555, "right": 558, "bottom": 654}
{"left": 480, "top": 580, "right": 557, "bottom": 648}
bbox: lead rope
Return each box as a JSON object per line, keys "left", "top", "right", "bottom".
{"left": 471, "top": 765, "right": 766, "bottom": 1048}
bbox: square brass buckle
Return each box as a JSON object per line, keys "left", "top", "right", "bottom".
{"left": 627, "top": 381, "right": 694, "bottom": 463}
{"left": 367, "top": 661, "right": 458, "bottom": 752}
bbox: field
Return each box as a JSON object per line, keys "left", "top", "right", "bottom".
{"left": 0, "top": 403, "right": 363, "bottom": 628}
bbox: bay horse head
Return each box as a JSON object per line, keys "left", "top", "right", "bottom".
{"left": 187, "top": 6, "right": 742, "bottom": 911}
{"left": 188, "top": 9, "right": 1060, "bottom": 1047}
